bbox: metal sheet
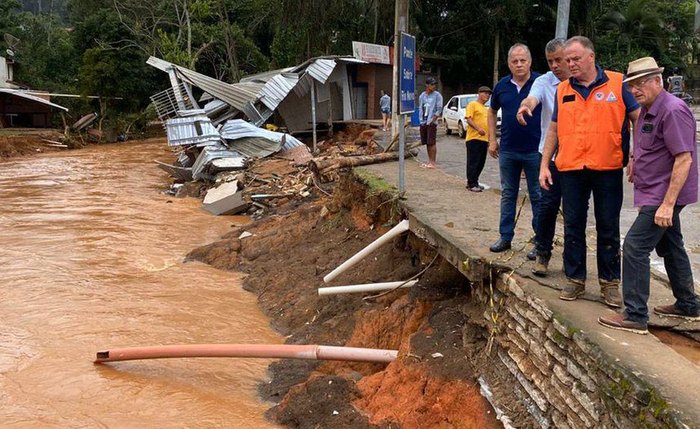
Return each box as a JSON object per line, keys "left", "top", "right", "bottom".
{"left": 258, "top": 73, "right": 299, "bottom": 111}
{"left": 240, "top": 67, "right": 295, "bottom": 83}
{"left": 164, "top": 115, "right": 220, "bottom": 147}
{"left": 220, "top": 119, "right": 307, "bottom": 154}
{"left": 0, "top": 88, "right": 68, "bottom": 111}
{"left": 192, "top": 146, "right": 246, "bottom": 180}
{"left": 148, "top": 56, "right": 264, "bottom": 113}
{"left": 219, "top": 119, "right": 308, "bottom": 157}
{"left": 306, "top": 59, "right": 336, "bottom": 84}
{"left": 226, "top": 137, "right": 283, "bottom": 158}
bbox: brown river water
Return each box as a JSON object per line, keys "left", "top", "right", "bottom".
{"left": 0, "top": 140, "right": 280, "bottom": 428}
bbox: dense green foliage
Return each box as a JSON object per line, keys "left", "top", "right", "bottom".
{"left": 0, "top": 0, "right": 696, "bottom": 115}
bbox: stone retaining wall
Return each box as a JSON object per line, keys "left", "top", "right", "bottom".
{"left": 470, "top": 274, "right": 690, "bottom": 429}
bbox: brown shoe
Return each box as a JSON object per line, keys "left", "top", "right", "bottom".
{"left": 600, "top": 281, "right": 622, "bottom": 308}
{"left": 598, "top": 313, "right": 648, "bottom": 334}
{"left": 532, "top": 253, "right": 550, "bottom": 277}
{"left": 559, "top": 279, "right": 585, "bottom": 301}
{"left": 653, "top": 304, "right": 700, "bottom": 321}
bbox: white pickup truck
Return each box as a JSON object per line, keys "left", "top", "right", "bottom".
{"left": 442, "top": 94, "right": 501, "bottom": 138}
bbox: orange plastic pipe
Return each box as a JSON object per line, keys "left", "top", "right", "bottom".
{"left": 94, "top": 344, "right": 398, "bottom": 364}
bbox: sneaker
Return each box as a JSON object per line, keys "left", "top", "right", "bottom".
{"left": 532, "top": 253, "right": 550, "bottom": 277}
{"left": 559, "top": 279, "right": 585, "bottom": 301}
{"left": 653, "top": 304, "right": 700, "bottom": 321}
{"left": 468, "top": 186, "right": 483, "bottom": 193}
{"left": 600, "top": 280, "right": 622, "bottom": 308}
{"left": 598, "top": 313, "right": 648, "bottom": 335}
{"left": 478, "top": 184, "right": 485, "bottom": 190}
{"left": 526, "top": 246, "right": 537, "bottom": 261}
{"left": 489, "top": 239, "right": 511, "bottom": 253}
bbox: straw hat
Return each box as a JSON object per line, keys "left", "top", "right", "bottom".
{"left": 623, "top": 57, "right": 664, "bottom": 83}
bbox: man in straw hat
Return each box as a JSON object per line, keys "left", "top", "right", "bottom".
{"left": 599, "top": 57, "right": 699, "bottom": 334}
{"left": 539, "top": 36, "right": 640, "bottom": 307}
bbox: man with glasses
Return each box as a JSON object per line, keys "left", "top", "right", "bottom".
{"left": 599, "top": 57, "right": 699, "bottom": 334}
{"left": 539, "top": 36, "right": 640, "bottom": 307}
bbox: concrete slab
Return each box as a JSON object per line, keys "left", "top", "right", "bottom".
{"left": 202, "top": 180, "right": 247, "bottom": 215}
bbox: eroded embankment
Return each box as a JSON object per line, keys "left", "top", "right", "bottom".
{"left": 187, "top": 173, "right": 506, "bottom": 429}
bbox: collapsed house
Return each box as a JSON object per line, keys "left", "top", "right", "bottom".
{"left": 147, "top": 54, "right": 410, "bottom": 217}
{"left": 1, "top": 55, "right": 68, "bottom": 128}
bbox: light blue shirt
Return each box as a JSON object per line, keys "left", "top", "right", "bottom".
{"left": 528, "top": 71, "right": 562, "bottom": 153}
{"left": 379, "top": 94, "right": 391, "bottom": 111}
{"left": 418, "top": 91, "right": 443, "bottom": 125}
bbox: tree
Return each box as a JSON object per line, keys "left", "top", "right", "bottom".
{"left": 598, "top": 0, "right": 663, "bottom": 56}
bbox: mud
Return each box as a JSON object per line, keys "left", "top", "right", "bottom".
{"left": 0, "top": 130, "right": 68, "bottom": 159}
{"left": 188, "top": 173, "right": 503, "bottom": 428}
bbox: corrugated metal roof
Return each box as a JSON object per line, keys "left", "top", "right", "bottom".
{"left": 306, "top": 59, "right": 336, "bottom": 84}
{"left": 258, "top": 73, "right": 299, "bottom": 110}
{"left": 220, "top": 119, "right": 307, "bottom": 156}
{"left": 0, "top": 88, "right": 68, "bottom": 111}
{"left": 164, "top": 114, "right": 220, "bottom": 147}
{"left": 336, "top": 57, "right": 368, "bottom": 64}
{"left": 240, "top": 67, "right": 295, "bottom": 83}
{"left": 175, "top": 66, "right": 263, "bottom": 111}
{"left": 192, "top": 146, "right": 246, "bottom": 180}
{"left": 148, "top": 55, "right": 361, "bottom": 126}
{"left": 227, "top": 137, "right": 283, "bottom": 158}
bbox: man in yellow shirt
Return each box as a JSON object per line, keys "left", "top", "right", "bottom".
{"left": 465, "top": 86, "right": 492, "bottom": 192}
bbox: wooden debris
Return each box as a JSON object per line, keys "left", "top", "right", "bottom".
{"left": 308, "top": 152, "right": 402, "bottom": 175}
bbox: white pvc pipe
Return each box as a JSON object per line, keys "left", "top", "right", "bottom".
{"left": 95, "top": 344, "right": 398, "bottom": 364}
{"left": 318, "top": 280, "right": 418, "bottom": 296}
{"left": 323, "top": 219, "right": 409, "bottom": 283}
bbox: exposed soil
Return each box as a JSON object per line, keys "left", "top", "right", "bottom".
{"left": 0, "top": 129, "right": 69, "bottom": 159}
{"left": 187, "top": 173, "right": 505, "bottom": 429}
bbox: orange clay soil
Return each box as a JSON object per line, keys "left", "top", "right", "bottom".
{"left": 187, "top": 175, "right": 505, "bottom": 429}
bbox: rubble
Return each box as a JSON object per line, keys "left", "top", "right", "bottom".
{"left": 202, "top": 180, "right": 247, "bottom": 216}
{"left": 148, "top": 56, "right": 407, "bottom": 221}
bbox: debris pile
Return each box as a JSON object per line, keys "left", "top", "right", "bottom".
{"left": 159, "top": 120, "right": 400, "bottom": 220}
{"left": 148, "top": 55, "right": 409, "bottom": 220}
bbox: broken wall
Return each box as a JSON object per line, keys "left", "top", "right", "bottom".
{"left": 469, "top": 275, "right": 694, "bottom": 429}
{"left": 276, "top": 63, "right": 351, "bottom": 133}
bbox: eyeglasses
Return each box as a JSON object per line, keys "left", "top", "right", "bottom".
{"left": 627, "top": 76, "right": 654, "bottom": 90}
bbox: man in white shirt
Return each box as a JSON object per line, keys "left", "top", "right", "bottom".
{"left": 516, "top": 38, "right": 571, "bottom": 275}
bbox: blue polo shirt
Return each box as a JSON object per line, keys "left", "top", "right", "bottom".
{"left": 552, "top": 66, "right": 639, "bottom": 165}
{"left": 490, "top": 72, "right": 542, "bottom": 153}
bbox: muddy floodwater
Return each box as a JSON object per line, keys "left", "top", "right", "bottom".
{"left": 0, "top": 140, "right": 280, "bottom": 428}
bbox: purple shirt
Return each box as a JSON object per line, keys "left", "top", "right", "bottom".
{"left": 633, "top": 90, "right": 699, "bottom": 207}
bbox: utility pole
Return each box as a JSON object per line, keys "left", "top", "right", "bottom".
{"left": 555, "top": 0, "right": 571, "bottom": 39}
{"left": 392, "top": 0, "right": 409, "bottom": 139}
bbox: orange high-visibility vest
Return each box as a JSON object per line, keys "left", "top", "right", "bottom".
{"left": 555, "top": 71, "right": 627, "bottom": 171}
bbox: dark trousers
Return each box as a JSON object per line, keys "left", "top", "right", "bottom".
{"left": 498, "top": 151, "right": 541, "bottom": 242}
{"left": 623, "top": 205, "right": 699, "bottom": 323}
{"left": 419, "top": 123, "right": 437, "bottom": 145}
{"left": 466, "top": 139, "right": 488, "bottom": 188}
{"left": 535, "top": 161, "right": 562, "bottom": 256}
{"left": 559, "top": 168, "right": 623, "bottom": 283}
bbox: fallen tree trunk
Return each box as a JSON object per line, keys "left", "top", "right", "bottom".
{"left": 309, "top": 152, "right": 401, "bottom": 175}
